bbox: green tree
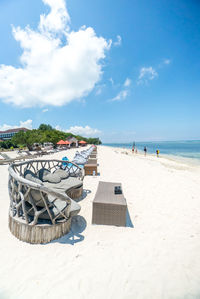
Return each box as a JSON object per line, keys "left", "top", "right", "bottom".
{"left": 87, "top": 137, "right": 101, "bottom": 145}
{"left": 0, "top": 140, "right": 15, "bottom": 149}
{"left": 38, "top": 124, "right": 53, "bottom": 131}
{"left": 11, "top": 130, "right": 26, "bottom": 146}
{"left": 11, "top": 124, "right": 102, "bottom": 149}
{"left": 12, "top": 129, "right": 43, "bottom": 150}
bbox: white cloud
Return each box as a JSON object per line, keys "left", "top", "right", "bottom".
{"left": 109, "top": 77, "right": 114, "bottom": 85}
{"left": 55, "top": 125, "right": 62, "bottom": 131}
{"left": 110, "top": 77, "right": 131, "bottom": 102}
{"left": 124, "top": 78, "right": 131, "bottom": 87}
{"left": 67, "top": 125, "right": 101, "bottom": 137}
{"left": 158, "top": 58, "right": 171, "bottom": 68}
{"left": 110, "top": 89, "right": 128, "bottom": 102}
{"left": 55, "top": 124, "right": 101, "bottom": 137}
{"left": 137, "top": 67, "right": 158, "bottom": 85}
{"left": 164, "top": 59, "right": 171, "bottom": 65}
{"left": 114, "top": 35, "right": 122, "bottom": 46}
{"left": 95, "top": 88, "right": 102, "bottom": 95}
{"left": 0, "top": 0, "right": 111, "bottom": 107}
{"left": 20, "top": 119, "right": 33, "bottom": 129}
{"left": 0, "top": 119, "right": 33, "bottom": 131}
{"left": 95, "top": 84, "right": 105, "bottom": 95}
{"left": 42, "top": 108, "right": 48, "bottom": 112}
{"left": 39, "top": 0, "right": 70, "bottom": 33}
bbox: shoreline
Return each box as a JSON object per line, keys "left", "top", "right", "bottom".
{"left": 101, "top": 144, "right": 200, "bottom": 169}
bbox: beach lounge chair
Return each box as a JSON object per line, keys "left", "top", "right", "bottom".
{"left": 18, "top": 150, "right": 38, "bottom": 159}
{"left": 37, "top": 150, "right": 49, "bottom": 156}
{"left": 72, "top": 146, "right": 96, "bottom": 163}
{"left": 62, "top": 156, "right": 85, "bottom": 177}
{"left": 8, "top": 159, "right": 83, "bottom": 244}
{"left": 0, "top": 152, "right": 28, "bottom": 165}
{"left": 70, "top": 146, "right": 98, "bottom": 175}
{"left": 72, "top": 155, "right": 87, "bottom": 165}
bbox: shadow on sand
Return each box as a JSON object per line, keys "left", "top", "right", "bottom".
{"left": 50, "top": 188, "right": 91, "bottom": 245}
{"left": 51, "top": 215, "right": 87, "bottom": 245}
{"left": 76, "top": 189, "right": 91, "bottom": 202}
{"left": 126, "top": 208, "right": 134, "bottom": 228}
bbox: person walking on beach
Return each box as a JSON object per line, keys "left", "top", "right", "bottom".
{"left": 132, "top": 141, "right": 135, "bottom": 154}
{"left": 144, "top": 146, "right": 147, "bottom": 156}
{"left": 156, "top": 149, "right": 159, "bottom": 157}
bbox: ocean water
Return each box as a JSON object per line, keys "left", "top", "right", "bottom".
{"left": 103, "top": 141, "right": 200, "bottom": 162}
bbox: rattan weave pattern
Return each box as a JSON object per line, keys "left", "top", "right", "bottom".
{"left": 92, "top": 181, "right": 127, "bottom": 227}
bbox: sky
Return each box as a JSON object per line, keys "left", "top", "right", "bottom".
{"left": 0, "top": 0, "right": 200, "bottom": 142}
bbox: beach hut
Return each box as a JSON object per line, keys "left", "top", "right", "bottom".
{"left": 65, "top": 140, "right": 70, "bottom": 148}
{"left": 66, "top": 137, "right": 78, "bottom": 148}
{"left": 79, "top": 140, "right": 87, "bottom": 147}
{"left": 57, "top": 140, "right": 69, "bottom": 149}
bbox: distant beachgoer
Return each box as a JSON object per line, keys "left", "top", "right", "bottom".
{"left": 132, "top": 146, "right": 134, "bottom": 153}
{"left": 144, "top": 146, "right": 147, "bottom": 156}
{"left": 156, "top": 149, "right": 160, "bottom": 157}
{"left": 135, "top": 148, "right": 138, "bottom": 154}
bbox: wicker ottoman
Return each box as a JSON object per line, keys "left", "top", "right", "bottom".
{"left": 92, "top": 181, "right": 127, "bottom": 227}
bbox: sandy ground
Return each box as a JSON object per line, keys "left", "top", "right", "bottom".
{"left": 1, "top": 145, "right": 200, "bottom": 299}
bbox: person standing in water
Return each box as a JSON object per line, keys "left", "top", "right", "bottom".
{"left": 144, "top": 146, "right": 147, "bottom": 156}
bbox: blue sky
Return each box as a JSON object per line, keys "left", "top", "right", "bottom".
{"left": 0, "top": 0, "right": 199, "bottom": 142}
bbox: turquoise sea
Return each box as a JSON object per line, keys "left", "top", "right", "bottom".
{"left": 103, "top": 141, "right": 200, "bottom": 162}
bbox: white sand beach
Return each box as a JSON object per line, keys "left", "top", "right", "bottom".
{"left": 1, "top": 145, "right": 200, "bottom": 299}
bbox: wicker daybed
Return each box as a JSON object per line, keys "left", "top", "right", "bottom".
{"left": 8, "top": 159, "right": 84, "bottom": 244}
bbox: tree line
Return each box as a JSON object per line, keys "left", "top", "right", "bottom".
{"left": 0, "top": 124, "right": 102, "bottom": 150}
